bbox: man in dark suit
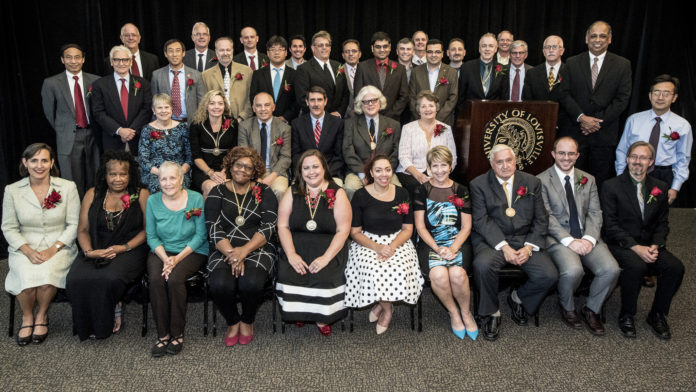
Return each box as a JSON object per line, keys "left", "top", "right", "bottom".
{"left": 446, "top": 38, "right": 466, "bottom": 76}
{"left": 502, "top": 40, "right": 533, "bottom": 102}
{"left": 470, "top": 144, "right": 558, "bottom": 341}
{"left": 458, "top": 33, "right": 507, "bottom": 105}
{"left": 538, "top": 137, "right": 620, "bottom": 335}
{"left": 249, "top": 36, "right": 299, "bottom": 124}
{"left": 563, "top": 20, "right": 632, "bottom": 186}
{"left": 92, "top": 45, "right": 152, "bottom": 154}
{"left": 105, "top": 23, "right": 159, "bottom": 81}
{"left": 295, "top": 30, "right": 350, "bottom": 117}
{"left": 353, "top": 32, "right": 410, "bottom": 121}
{"left": 408, "top": 39, "right": 459, "bottom": 126}
{"left": 233, "top": 26, "right": 269, "bottom": 71}
{"left": 341, "top": 39, "right": 362, "bottom": 118}
{"left": 601, "top": 141, "right": 684, "bottom": 340}
{"left": 151, "top": 39, "right": 206, "bottom": 125}
{"left": 291, "top": 86, "right": 344, "bottom": 184}
{"left": 41, "top": 43, "right": 100, "bottom": 197}
{"left": 184, "top": 22, "right": 216, "bottom": 72}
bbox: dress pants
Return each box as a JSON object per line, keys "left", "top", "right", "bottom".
{"left": 57, "top": 128, "right": 99, "bottom": 198}
{"left": 575, "top": 143, "right": 615, "bottom": 188}
{"left": 208, "top": 263, "right": 269, "bottom": 325}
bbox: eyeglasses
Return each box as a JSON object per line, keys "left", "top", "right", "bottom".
{"left": 343, "top": 49, "right": 359, "bottom": 54}
{"left": 628, "top": 154, "right": 651, "bottom": 162}
{"left": 233, "top": 162, "right": 254, "bottom": 172}
{"left": 314, "top": 43, "right": 331, "bottom": 48}
{"left": 268, "top": 47, "right": 286, "bottom": 53}
{"left": 426, "top": 50, "right": 443, "bottom": 55}
{"left": 511, "top": 51, "right": 527, "bottom": 56}
{"left": 373, "top": 44, "right": 390, "bottom": 50}
{"left": 361, "top": 98, "right": 379, "bottom": 106}
{"left": 112, "top": 58, "right": 131, "bottom": 64}
{"left": 651, "top": 90, "right": 674, "bottom": 98}
{"left": 543, "top": 45, "right": 562, "bottom": 50}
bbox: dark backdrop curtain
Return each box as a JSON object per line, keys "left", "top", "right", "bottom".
{"left": 0, "top": 0, "right": 693, "bottom": 207}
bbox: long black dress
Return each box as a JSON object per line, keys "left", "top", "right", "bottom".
{"left": 189, "top": 119, "right": 238, "bottom": 192}
{"left": 66, "top": 191, "right": 148, "bottom": 340}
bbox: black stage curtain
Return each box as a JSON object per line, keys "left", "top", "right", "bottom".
{"left": 0, "top": 0, "right": 693, "bottom": 205}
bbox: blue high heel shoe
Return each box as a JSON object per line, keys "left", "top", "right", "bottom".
{"left": 466, "top": 328, "right": 479, "bottom": 341}
{"left": 452, "top": 327, "right": 466, "bottom": 339}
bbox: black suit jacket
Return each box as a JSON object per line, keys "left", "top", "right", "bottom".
{"left": 470, "top": 170, "right": 548, "bottom": 252}
{"left": 295, "top": 58, "right": 350, "bottom": 116}
{"left": 600, "top": 171, "right": 669, "bottom": 249}
{"left": 457, "top": 58, "right": 507, "bottom": 106}
{"left": 563, "top": 51, "right": 632, "bottom": 146}
{"left": 522, "top": 62, "right": 575, "bottom": 132}
{"left": 353, "top": 58, "right": 409, "bottom": 120}
{"left": 249, "top": 66, "right": 299, "bottom": 122}
{"left": 233, "top": 52, "right": 270, "bottom": 70}
{"left": 91, "top": 74, "right": 152, "bottom": 153}
{"left": 104, "top": 50, "right": 160, "bottom": 81}
{"left": 499, "top": 63, "right": 533, "bottom": 101}
{"left": 291, "top": 113, "right": 344, "bottom": 178}
{"left": 183, "top": 48, "right": 217, "bottom": 71}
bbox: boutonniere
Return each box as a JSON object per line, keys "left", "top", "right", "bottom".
{"left": 662, "top": 131, "right": 680, "bottom": 141}
{"left": 222, "top": 118, "right": 231, "bottom": 131}
{"left": 133, "top": 80, "right": 142, "bottom": 96}
{"left": 86, "top": 85, "right": 93, "bottom": 97}
{"left": 576, "top": 175, "right": 588, "bottom": 189}
{"left": 336, "top": 64, "right": 345, "bottom": 77}
{"left": 186, "top": 76, "right": 194, "bottom": 90}
{"left": 185, "top": 207, "right": 202, "bottom": 220}
{"left": 434, "top": 123, "right": 446, "bottom": 137}
{"left": 389, "top": 60, "right": 398, "bottom": 74}
{"left": 209, "top": 56, "right": 218, "bottom": 64}
{"left": 42, "top": 189, "right": 62, "bottom": 209}
{"left": 494, "top": 64, "right": 506, "bottom": 77}
{"left": 551, "top": 76, "right": 563, "bottom": 88}
{"left": 149, "top": 130, "right": 163, "bottom": 141}
{"left": 252, "top": 185, "right": 263, "bottom": 204}
{"left": 514, "top": 186, "right": 534, "bottom": 203}
{"left": 392, "top": 202, "right": 410, "bottom": 215}
{"left": 120, "top": 193, "right": 139, "bottom": 210}
{"left": 262, "top": 60, "right": 269, "bottom": 68}
{"left": 448, "top": 195, "right": 467, "bottom": 208}
{"left": 647, "top": 186, "right": 662, "bottom": 204}
{"left": 235, "top": 72, "right": 243, "bottom": 80}
{"left": 320, "top": 188, "right": 336, "bottom": 209}
{"left": 273, "top": 137, "right": 284, "bottom": 146}
{"left": 283, "top": 80, "right": 291, "bottom": 92}
{"left": 434, "top": 76, "right": 449, "bottom": 88}
{"left": 381, "top": 127, "right": 394, "bottom": 138}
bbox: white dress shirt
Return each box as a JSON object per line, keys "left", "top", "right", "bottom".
{"left": 427, "top": 64, "right": 441, "bottom": 92}
{"left": 552, "top": 165, "right": 597, "bottom": 246}
{"left": 508, "top": 65, "right": 527, "bottom": 101}
{"left": 66, "top": 70, "right": 90, "bottom": 122}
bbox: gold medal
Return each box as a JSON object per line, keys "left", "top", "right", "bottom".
{"left": 505, "top": 207, "right": 516, "bottom": 217}
{"left": 306, "top": 220, "right": 317, "bottom": 231}
{"left": 235, "top": 215, "right": 246, "bottom": 226}
{"left": 370, "top": 142, "right": 376, "bottom": 150}
{"left": 231, "top": 182, "right": 251, "bottom": 227}
{"left": 213, "top": 148, "right": 221, "bottom": 156}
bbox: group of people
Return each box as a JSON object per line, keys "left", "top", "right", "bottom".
{"left": 3, "top": 19, "right": 691, "bottom": 356}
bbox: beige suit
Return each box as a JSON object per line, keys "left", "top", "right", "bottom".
{"left": 409, "top": 63, "right": 459, "bottom": 126}
{"left": 202, "top": 62, "right": 253, "bottom": 121}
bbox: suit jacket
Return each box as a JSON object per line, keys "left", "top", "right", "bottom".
{"left": 343, "top": 115, "right": 401, "bottom": 173}
{"left": 249, "top": 65, "right": 299, "bottom": 122}
{"left": 91, "top": 74, "right": 152, "bottom": 153}
{"left": 409, "top": 63, "right": 459, "bottom": 126}
{"left": 291, "top": 113, "right": 344, "bottom": 178}
{"left": 522, "top": 62, "right": 574, "bottom": 132}
{"left": 563, "top": 51, "right": 632, "bottom": 145}
{"left": 151, "top": 65, "right": 207, "bottom": 125}
{"left": 600, "top": 171, "right": 669, "bottom": 249}
{"left": 295, "top": 58, "right": 350, "bottom": 116}
{"left": 457, "top": 59, "right": 507, "bottom": 106}
{"left": 183, "top": 48, "right": 216, "bottom": 71}
{"left": 353, "top": 58, "right": 409, "bottom": 120}
{"left": 285, "top": 58, "right": 305, "bottom": 70}
{"left": 104, "top": 50, "right": 159, "bottom": 81}
{"left": 238, "top": 116, "right": 292, "bottom": 176}
{"left": 500, "top": 63, "right": 533, "bottom": 101}
{"left": 537, "top": 166, "right": 602, "bottom": 247}
{"left": 201, "top": 62, "right": 253, "bottom": 120}
{"left": 41, "top": 71, "right": 100, "bottom": 155}
{"left": 233, "top": 51, "right": 270, "bottom": 70}
{"left": 470, "top": 170, "right": 548, "bottom": 252}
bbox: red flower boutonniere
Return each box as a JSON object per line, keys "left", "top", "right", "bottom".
{"left": 210, "top": 57, "right": 218, "bottom": 63}
{"left": 185, "top": 207, "right": 202, "bottom": 220}
{"left": 120, "top": 193, "right": 139, "bottom": 210}
{"left": 186, "top": 77, "right": 194, "bottom": 90}
{"left": 494, "top": 64, "right": 506, "bottom": 77}
{"left": 336, "top": 64, "right": 346, "bottom": 76}
{"left": 662, "top": 131, "right": 680, "bottom": 141}
{"left": 647, "top": 186, "right": 662, "bottom": 204}
{"left": 252, "top": 185, "right": 263, "bottom": 204}
{"left": 86, "top": 85, "right": 93, "bottom": 97}
{"left": 273, "top": 137, "right": 284, "bottom": 146}
{"left": 576, "top": 176, "right": 588, "bottom": 189}
{"left": 448, "top": 195, "right": 467, "bottom": 208}
{"left": 262, "top": 61, "right": 269, "bottom": 68}
{"left": 283, "top": 80, "right": 291, "bottom": 93}
{"left": 235, "top": 73, "right": 243, "bottom": 80}
{"left": 389, "top": 61, "right": 398, "bottom": 74}
{"left": 514, "top": 186, "right": 534, "bottom": 203}
{"left": 434, "top": 77, "right": 449, "bottom": 88}
{"left": 393, "top": 202, "right": 410, "bottom": 215}
{"left": 149, "top": 130, "right": 163, "bottom": 141}
{"left": 321, "top": 188, "right": 337, "bottom": 209}
{"left": 222, "top": 118, "right": 231, "bottom": 131}
{"left": 42, "top": 189, "right": 61, "bottom": 209}
{"left": 381, "top": 127, "right": 394, "bottom": 138}
{"left": 434, "top": 124, "right": 446, "bottom": 137}
{"left": 133, "top": 80, "right": 141, "bottom": 96}
{"left": 551, "top": 76, "right": 563, "bottom": 89}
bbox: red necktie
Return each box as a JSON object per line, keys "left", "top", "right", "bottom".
{"left": 314, "top": 119, "right": 321, "bottom": 147}
{"left": 171, "top": 70, "right": 182, "bottom": 118}
{"left": 120, "top": 78, "right": 129, "bottom": 121}
{"left": 73, "top": 76, "right": 88, "bottom": 128}
{"left": 511, "top": 68, "right": 520, "bottom": 101}
{"left": 131, "top": 57, "right": 141, "bottom": 77}
{"left": 249, "top": 55, "right": 256, "bottom": 70}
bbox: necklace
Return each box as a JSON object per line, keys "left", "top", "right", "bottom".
{"left": 305, "top": 187, "right": 321, "bottom": 231}
{"left": 103, "top": 190, "right": 125, "bottom": 231}
{"left": 202, "top": 119, "right": 227, "bottom": 156}
{"left": 231, "top": 182, "right": 251, "bottom": 226}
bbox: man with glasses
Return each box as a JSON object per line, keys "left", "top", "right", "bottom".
{"left": 341, "top": 39, "right": 362, "bottom": 118}
{"left": 458, "top": 33, "right": 506, "bottom": 104}
{"left": 503, "top": 40, "right": 532, "bottom": 102}
{"left": 106, "top": 23, "right": 159, "bottom": 80}
{"left": 408, "top": 39, "right": 459, "bottom": 126}
{"left": 249, "top": 36, "right": 299, "bottom": 124}
{"left": 184, "top": 22, "right": 216, "bottom": 72}
{"left": 496, "top": 30, "right": 514, "bottom": 65}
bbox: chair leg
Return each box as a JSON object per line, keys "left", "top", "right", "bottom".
{"left": 271, "top": 294, "right": 277, "bottom": 334}
{"left": 203, "top": 285, "right": 209, "bottom": 337}
{"left": 212, "top": 303, "right": 218, "bottom": 337}
{"left": 141, "top": 287, "right": 148, "bottom": 338}
{"left": 417, "top": 297, "right": 423, "bottom": 332}
{"left": 534, "top": 313, "right": 540, "bottom": 327}
{"left": 349, "top": 308, "right": 354, "bottom": 333}
{"left": 8, "top": 294, "right": 16, "bottom": 337}
{"left": 410, "top": 305, "right": 415, "bottom": 330}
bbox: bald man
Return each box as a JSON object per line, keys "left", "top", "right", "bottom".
{"left": 233, "top": 26, "right": 270, "bottom": 71}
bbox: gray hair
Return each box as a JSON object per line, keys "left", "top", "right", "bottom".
{"left": 543, "top": 35, "right": 564, "bottom": 48}
{"left": 152, "top": 93, "right": 173, "bottom": 110}
{"left": 109, "top": 45, "right": 132, "bottom": 61}
{"left": 510, "top": 40, "right": 528, "bottom": 52}
{"left": 191, "top": 22, "right": 210, "bottom": 35}
{"left": 488, "top": 144, "right": 515, "bottom": 162}
{"left": 353, "top": 85, "right": 387, "bottom": 115}
{"left": 159, "top": 161, "right": 184, "bottom": 180}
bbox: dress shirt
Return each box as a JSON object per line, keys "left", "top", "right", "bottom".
{"left": 508, "top": 65, "right": 527, "bottom": 101}
{"left": 311, "top": 113, "right": 326, "bottom": 135}
{"left": 132, "top": 51, "right": 144, "bottom": 77}
{"left": 616, "top": 109, "right": 693, "bottom": 190}
{"left": 496, "top": 53, "right": 509, "bottom": 65}
{"left": 493, "top": 174, "right": 541, "bottom": 252}
{"left": 552, "top": 165, "right": 597, "bottom": 246}
{"left": 112, "top": 72, "right": 130, "bottom": 135}
{"left": 168, "top": 65, "right": 188, "bottom": 119}
{"left": 545, "top": 62, "right": 560, "bottom": 81}
{"left": 412, "top": 55, "right": 426, "bottom": 66}
{"left": 258, "top": 118, "right": 273, "bottom": 169}
{"left": 66, "top": 70, "right": 90, "bottom": 123}
{"left": 195, "top": 49, "right": 208, "bottom": 67}
{"left": 345, "top": 63, "right": 357, "bottom": 89}
{"left": 397, "top": 121, "right": 457, "bottom": 174}
{"left": 589, "top": 51, "right": 607, "bottom": 72}
{"left": 291, "top": 58, "right": 304, "bottom": 69}
{"left": 358, "top": 115, "right": 380, "bottom": 180}
{"left": 313, "top": 57, "right": 336, "bottom": 84}
{"left": 427, "top": 64, "right": 441, "bottom": 92}
{"left": 245, "top": 50, "right": 262, "bottom": 69}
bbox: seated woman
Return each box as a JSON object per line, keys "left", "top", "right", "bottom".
{"left": 138, "top": 93, "right": 193, "bottom": 193}
{"left": 414, "top": 146, "right": 477, "bottom": 340}
{"left": 205, "top": 146, "right": 278, "bottom": 346}
{"left": 276, "top": 150, "right": 351, "bottom": 336}
{"left": 189, "top": 90, "right": 238, "bottom": 198}
{"left": 344, "top": 154, "right": 424, "bottom": 334}
{"left": 2, "top": 143, "right": 79, "bottom": 346}
{"left": 342, "top": 85, "right": 402, "bottom": 200}
{"left": 146, "top": 161, "right": 208, "bottom": 357}
{"left": 396, "top": 90, "right": 457, "bottom": 199}
{"left": 66, "top": 150, "right": 149, "bottom": 340}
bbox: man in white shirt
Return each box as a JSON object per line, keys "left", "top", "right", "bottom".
{"left": 505, "top": 40, "right": 532, "bottom": 101}
{"left": 341, "top": 39, "right": 362, "bottom": 118}
{"left": 411, "top": 31, "right": 428, "bottom": 66}
{"left": 285, "top": 35, "right": 307, "bottom": 69}
{"left": 496, "top": 30, "right": 513, "bottom": 65}
{"left": 184, "top": 22, "right": 216, "bottom": 72}
{"left": 233, "top": 26, "right": 269, "bottom": 71}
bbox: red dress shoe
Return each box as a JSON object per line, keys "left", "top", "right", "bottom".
{"left": 224, "top": 334, "right": 239, "bottom": 347}
{"left": 239, "top": 334, "right": 254, "bottom": 345}
{"left": 317, "top": 324, "right": 332, "bottom": 336}
{"left": 295, "top": 322, "right": 305, "bottom": 328}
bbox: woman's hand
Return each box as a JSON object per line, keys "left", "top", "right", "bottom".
{"left": 150, "top": 166, "right": 160, "bottom": 175}
{"left": 376, "top": 244, "right": 395, "bottom": 261}
{"left": 308, "top": 255, "right": 330, "bottom": 274}
{"left": 287, "top": 252, "right": 309, "bottom": 275}
{"left": 210, "top": 171, "right": 226, "bottom": 184}
{"left": 90, "top": 247, "right": 118, "bottom": 260}
{"left": 161, "top": 255, "right": 179, "bottom": 280}
{"left": 23, "top": 247, "right": 46, "bottom": 264}
{"left": 415, "top": 172, "right": 430, "bottom": 184}
{"left": 36, "top": 246, "right": 58, "bottom": 262}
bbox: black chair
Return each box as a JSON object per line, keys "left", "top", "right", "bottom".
{"left": 7, "top": 289, "right": 69, "bottom": 337}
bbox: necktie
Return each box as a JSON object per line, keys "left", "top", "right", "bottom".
{"left": 482, "top": 63, "right": 492, "bottom": 95}
{"left": 369, "top": 118, "right": 376, "bottom": 141}
{"left": 648, "top": 117, "right": 661, "bottom": 173}
{"left": 73, "top": 76, "right": 88, "bottom": 128}
{"left": 197, "top": 54, "right": 204, "bottom": 72}
{"left": 350, "top": 66, "right": 357, "bottom": 90}
{"left": 131, "top": 56, "right": 141, "bottom": 77}
{"left": 591, "top": 57, "right": 599, "bottom": 89}
{"left": 322, "top": 63, "right": 334, "bottom": 84}
{"left": 272, "top": 68, "right": 281, "bottom": 101}
{"left": 378, "top": 62, "right": 386, "bottom": 89}
{"left": 119, "top": 78, "right": 129, "bottom": 121}
{"left": 548, "top": 66, "right": 555, "bottom": 91}
{"left": 314, "top": 119, "right": 322, "bottom": 147}
{"left": 564, "top": 175, "right": 582, "bottom": 238}
{"left": 223, "top": 67, "right": 231, "bottom": 103}
{"left": 502, "top": 181, "right": 511, "bottom": 207}
{"left": 260, "top": 122, "right": 268, "bottom": 165}
{"left": 636, "top": 182, "right": 645, "bottom": 219}
{"left": 511, "top": 68, "right": 521, "bottom": 101}
{"left": 171, "top": 70, "right": 182, "bottom": 118}
{"left": 249, "top": 55, "right": 256, "bottom": 71}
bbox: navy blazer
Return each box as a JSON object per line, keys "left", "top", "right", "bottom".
{"left": 294, "top": 58, "right": 350, "bottom": 116}
{"left": 249, "top": 65, "right": 299, "bottom": 122}
{"left": 291, "top": 113, "right": 345, "bottom": 178}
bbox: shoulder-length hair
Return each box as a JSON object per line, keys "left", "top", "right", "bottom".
{"left": 94, "top": 149, "right": 143, "bottom": 199}
{"left": 363, "top": 153, "right": 391, "bottom": 185}
{"left": 19, "top": 143, "right": 59, "bottom": 177}
{"left": 292, "top": 149, "right": 332, "bottom": 195}
{"left": 192, "top": 90, "right": 232, "bottom": 125}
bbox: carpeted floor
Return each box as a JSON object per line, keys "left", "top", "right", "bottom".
{"left": 1, "top": 210, "right": 695, "bottom": 391}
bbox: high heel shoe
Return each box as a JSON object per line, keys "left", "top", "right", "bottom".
{"left": 466, "top": 328, "right": 479, "bottom": 341}
{"left": 32, "top": 318, "right": 49, "bottom": 344}
{"left": 317, "top": 324, "right": 332, "bottom": 336}
{"left": 452, "top": 327, "right": 466, "bottom": 340}
{"left": 368, "top": 305, "right": 382, "bottom": 323}
{"left": 376, "top": 304, "right": 393, "bottom": 335}
{"left": 16, "top": 325, "right": 33, "bottom": 346}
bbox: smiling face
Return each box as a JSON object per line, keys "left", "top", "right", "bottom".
{"left": 22, "top": 149, "right": 53, "bottom": 182}
{"left": 301, "top": 155, "right": 325, "bottom": 188}
{"left": 120, "top": 24, "right": 141, "bottom": 52}
{"left": 342, "top": 41, "right": 361, "bottom": 66}
{"left": 649, "top": 81, "right": 677, "bottom": 115}
{"left": 215, "top": 38, "right": 234, "bottom": 67}
{"left": 428, "top": 158, "right": 451, "bottom": 183}
{"left": 253, "top": 93, "right": 275, "bottom": 122}
{"left": 551, "top": 138, "right": 579, "bottom": 173}
{"left": 425, "top": 43, "right": 443, "bottom": 67}
{"left": 312, "top": 37, "right": 332, "bottom": 62}
{"left": 370, "top": 158, "right": 393, "bottom": 187}
{"left": 61, "top": 47, "right": 85, "bottom": 74}
{"left": 585, "top": 22, "right": 612, "bottom": 56}
{"left": 371, "top": 39, "right": 391, "bottom": 61}
{"left": 110, "top": 49, "right": 132, "bottom": 77}
{"left": 231, "top": 157, "right": 254, "bottom": 186}
{"left": 542, "top": 36, "right": 565, "bottom": 65}
{"left": 497, "top": 32, "right": 513, "bottom": 53}
{"left": 479, "top": 36, "right": 497, "bottom": 62}
{"left": 153, "top": 100, "right": 172, "bottom": 122}
{"left": 397, "top": 41, "right": 414, "bottom": 63}
{"left": 164, "top": 41, "right": 184, "bottom": 68}
{"left": 158, "top": 165, "right": 183, "bottom": 197}
{"left": 191, "top": 24, "right": 210, "bottom": 51}
{"left": 418, "top": 97, "right": 437, "bottom": 120}
{"left": 510, "top": 45, "right": 528, "bottom": 67}
{"left": 306, "top": 92, "right": 327, "bottom": 118}
{"left": 627, "top": 145, "right": 653, "bottom": 181}
{"left": 105, "top": 160, "right": 130, "bottom": 193}
{"left": 491, "top": 148, "right": 516, "bottom": 180}
{"left": 267, "top": 44, "right": 287, "bottom": 66}
{"left": 240, "top": 27, "right": 259, "bottom": 52}
{"left": 207, "top": 94, "right": 225, "bottom": 119}
{"left": 413, "top": 31, "right": 427, "bottom": 53}
{"left": 290, "top": 39, "right": 306, "bottom": 61}
{"left": 361, "top": 92, "right": 381, "bottom": 117}
{"left": 447, "top": 41, "right": 465, "bottom": 63}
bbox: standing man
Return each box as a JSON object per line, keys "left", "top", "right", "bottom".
{"left": 294, "top": 30, "right": 350, "bottom": 117}
{"left": 470, "top": 144, "right": 558, "bottom": 341}
{"left": 107, "top": 23, "right": 159, "bottom": 80}
{"left": 458, "top": 33, "right": 507, "bottom": 103}
{"left": 601, "top": 141, "right": 684, "bottom": 340}
{"left": 41, "top": 43, "right": 100, "bottom": 197}
{"left": 446, "top": 38, "right": 466, "bottom": 76}
{"left": 496, "top": 30, "right": 514, "bottom": 65}
{"left": 537, "top": 137, "right": 620, "bottom": 335}
{"left": 202, "top": 37, "right": 253, "bottom": 123}
{"left": 234, "top": 26, "right": 270, "bottom": 71}
{"left": 615, "top": 74, "right": 692, "bottom": 205}
{"left": 411, "top": 31, "right": 428, "bottom": 66}
{"left": 151, "top": 39, "right": 206, "bottom": 125}
{"left": 92, "top": 45, "right": 152, "bottom": 154}
{"left": 341, "top": 39, "right": 362, "bottom": 118}
{"left": 504, "top": 40, "right": 532, "bottom": 102}
{"left": 396, "top": 38, "right": 415, "bottom": 82}
{"left": 184, "top": 22, "right": 216, "bottom": 72}
{"left": 564, "top": 20, "right": 632, "bottom": 186}
{"left": 285, "top": 35, "right": 307, "bottom": 70}
{"left": 249, "top": 36, "right": 299, "bottom": 124}
{"left": 408, "top": 39, "right": 459, "bottom": 126}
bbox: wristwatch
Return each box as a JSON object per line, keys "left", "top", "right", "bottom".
{"left": 54, "top": 243, "right": 64, "bottom": 252}
{"left": 124, "top": 243, "right": 132, "bottom": 252}
{"left": 526, "top": 246, "right": 533, "bottom": 257}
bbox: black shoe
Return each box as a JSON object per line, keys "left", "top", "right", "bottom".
{"left": 618, "top": 315, "right": 636, "bottom": 338}
{"left": 560, "top": 306, "right": 583, "bottom": 329}
{"left": 507, "top": 292, "right": 528, "bottom": 326}
{"left": 32, "top": 319, "right": 49, "bottom": 344}
{"left": 16, "top": 325, "right": 33, "bottom": 347}
{"left": 151, "top": 338, "right": 169, "bottom": 358}
{"left": 642, "top": 276, "right": 656, "bottom": 288}
{"left": 482, "top": 315, "right": 501, "bottom": 341}
{"left": 166, "top": 336, "right": 184, "bottom": 355}
{"left": 646, "top": 312, "right": 671, "bottom": 340}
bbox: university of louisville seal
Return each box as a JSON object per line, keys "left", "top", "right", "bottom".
{"left": 482, "top": 109, "right": 544, "bottom": 170}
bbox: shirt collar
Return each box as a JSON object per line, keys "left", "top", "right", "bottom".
{"left": 65, "top": 70, "right": 83, "bottom": 80}
{"left": 257, "top": 117, "right": 273, "bottom": 129}
{"left": 496, "top": 174, "right": 514, "bottom": 185}
{"left": 113, "top": 72, "right": 130, "bottom": 84}
{"left": 554, "top": 165, "right": 575, "bottom": 183}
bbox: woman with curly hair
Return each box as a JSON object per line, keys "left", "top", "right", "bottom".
{"left": 205, "top": 146, "right": 278, "bottom": 346}
{"left": 66, "top": 150, "right": 150, "bottom": 340}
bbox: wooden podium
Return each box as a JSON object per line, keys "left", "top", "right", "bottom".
{"left": 453, "top": 100, "right": 558, "bottom": 183}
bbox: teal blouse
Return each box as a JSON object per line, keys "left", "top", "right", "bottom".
{"left": 146, "top": 189, "right": 208, "bottom": 255}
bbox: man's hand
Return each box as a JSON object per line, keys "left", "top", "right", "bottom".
{"left": 631, "top": 244, "right": 658, "bottom": 263}
{"left": 568, "top": 239, "right": 593, "bottom": 256}
{"left": 501, "top": 244, "right": 518, "bottom": 265}
{"left": 668, "top": 189, "right": 678, "bottom": 205}
{"left": 579, "top": 115, "right": 602, "bottom": 135}
{"left": 117, "top": 127, "right": 136, "bottom": 142}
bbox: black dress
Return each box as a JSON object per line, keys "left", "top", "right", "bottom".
{"left": 66, "top": 192, "right": 148, "bottom": 340}
{"left": 189, "top": 118, "right": 238, "bottom": 191}
{"left": 276, "top": 182, "right": 349, "bottom": 324}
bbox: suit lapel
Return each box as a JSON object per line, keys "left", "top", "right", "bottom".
{"left": 128, "top": 76, "right": 141, "bottom": 122}
{"left": 250, "top": 120, "right": 261, "bottom": 152}
{"left": 357, "top": 116, "right": 372, "bottom": 146}
{"left": 581, "top": 52, "right": 594, "bottom": 93}
{"left": 594, "top": 53, "right": 612, "bottom": 90}
{"left": 620, "top": 173, "right": 643, "bottom": 221}
{"left": 269, "top": 120, "right": 281, "bottom": 166}
{"left": 160, "top": 69, "right": 172, "bottom": 94}
{"left": 548, "top": 168, "right": 569, "bottom": 213}
{"left": 109, "top": 77, "right": 126, "bottom": 123}
{"left": 376, "top": 115, "right": 393, "bottom": 147}
{"left": 488, "top": 170, "right": 509, "bottom": 207}
{"left": 59, "top": 75, "right": 76, "bottom": 114}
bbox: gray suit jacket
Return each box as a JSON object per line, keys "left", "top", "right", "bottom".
{"left": 41, "top": 71, "right": 100, "bottom": 155}
{"left": 343, "top": 115, "right": 401, "bottom": 174}
{"left": 183, "top": 48, "right": 217, "bottom": 71}
{"left": 409, "top": 63, "right": 459, "bottom": 126}
{"left": 151, "top": 65, "right": 207, "bottom": 124}
{"left": 238, "top": 116, "right": 292, "bottom": 176}
{"left": 537, "top": 166, "right": 602, "bottom": 248}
